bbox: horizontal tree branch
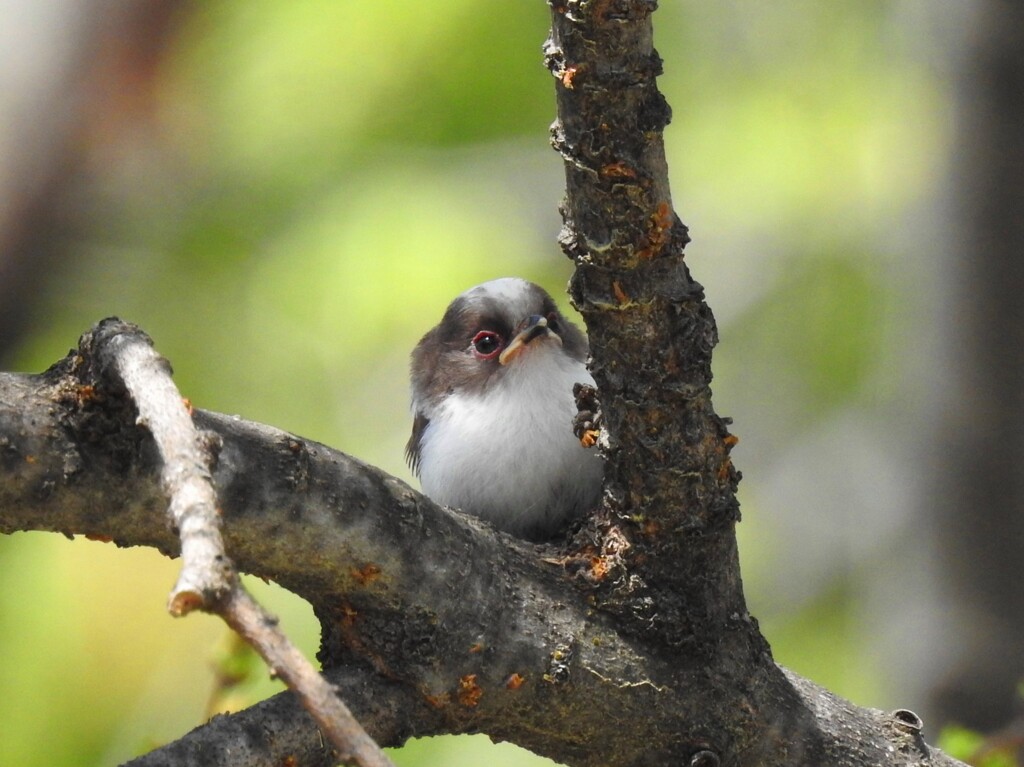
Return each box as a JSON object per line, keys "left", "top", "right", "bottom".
{"left": 125, "top": 665, "right": 421, "bottom": 767}
{"left": 0, "top": 334, "right": 965, "bottom": 766}
{"left": 0, "top": 347, "right": 704, "bottom": 763}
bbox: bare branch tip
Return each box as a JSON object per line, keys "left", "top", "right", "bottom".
{"left": 168, "top": 589, "right": 207, "bottom": 617}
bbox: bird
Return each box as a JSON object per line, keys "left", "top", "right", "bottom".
{"left": 406, "top": 277, "right": 603, "bottom": 541}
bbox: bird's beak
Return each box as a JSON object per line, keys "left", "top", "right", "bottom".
{"left": 499, "top": 314, "right": 561, "bottom": 365}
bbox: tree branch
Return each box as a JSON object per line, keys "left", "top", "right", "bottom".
{"left": 0, "top": 342, "right": 701, "bottom": 763}
{"left": 0, "top": 325, "right": 966, "bottom": 767}
{"left": 84, "top": 320, "right": 232, "bottom": 616}
{"left": 548, "top": 0, "right": 740, "bottom": 637}
{"left": 74, "top": 319, "right": 394, "bottom": 767}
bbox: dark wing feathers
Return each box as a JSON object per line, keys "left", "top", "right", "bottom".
{"left": 405, "top": 411, "right": 429, "bottom": 474}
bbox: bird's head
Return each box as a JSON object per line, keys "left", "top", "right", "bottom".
{"left": 410, "top": 277, "right": 589, "bottom": 407}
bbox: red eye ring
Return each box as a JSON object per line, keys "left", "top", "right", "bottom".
{"left": 471, "top": 330, "right": 503, "bottom": 360}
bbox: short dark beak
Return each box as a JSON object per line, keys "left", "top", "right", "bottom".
{"left": 498, "top": 314, "right": 560, "bottom": 365}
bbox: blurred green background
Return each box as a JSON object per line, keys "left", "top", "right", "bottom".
{"left": 0, "top": 1, "right": 969, "bottom": 765}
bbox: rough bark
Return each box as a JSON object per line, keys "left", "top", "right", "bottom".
{"left": 71, "top": 319, "right": 394, "bottom": 765}
{"left": 0, "top": 343, "right": 961, "bottom": 766}
{"left": 0, "top": 2, "right": 970, "bottom": 766}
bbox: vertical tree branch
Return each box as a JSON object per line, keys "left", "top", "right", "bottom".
{"left": 545, "top": 4, "right": 966, "bottom": 766}
{"left": 547, "top": 0, "right": 745, "bottom": 650}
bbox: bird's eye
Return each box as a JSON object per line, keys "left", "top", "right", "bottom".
{"left": 546, "top": 312, "right": 561, "bottom": 333}
{"left": 471, "top": 330, "right": 503, "bottom": 360}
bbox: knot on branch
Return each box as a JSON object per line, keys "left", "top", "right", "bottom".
{"left": 689, "top": 749, "right": 720, "bottom": 767}
{"left": 73, "top": 317, "right": 162, "bottom": 390}
{"left": 44, "top": 319, "right": 154, "bottom": 475}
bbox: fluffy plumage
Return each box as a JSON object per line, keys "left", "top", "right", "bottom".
{"left": 407, "top": 278, "right": 603, "bottom": 540}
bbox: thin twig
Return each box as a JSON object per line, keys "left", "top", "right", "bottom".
{"left": 221, "top": 588, "right": 396, "bottom": 767}
{"left": 107, "top": 330, "right": 233, "bottom": 615}
{"left": 94, "top": 319, "right": 396, "bottom": 767}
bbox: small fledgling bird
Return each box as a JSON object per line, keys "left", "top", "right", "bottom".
{"left": 407, "top": 278, "right": 603, "bottom": 541}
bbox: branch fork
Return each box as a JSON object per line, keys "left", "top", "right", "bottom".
{"left": 83, "top": 318, "right": 394, "bottom": 767}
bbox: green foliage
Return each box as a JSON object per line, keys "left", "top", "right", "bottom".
{"left": 759, "top": 580, "right": 882, "bottom": 707}
{"left": 206, "top": 630, "right": 263, "bottom": 715}
{"left": 939, "top": 724, "right": 1022, "bottom": 767}
{"left": 728, "top": 255, "right": 887, "bottom": 414}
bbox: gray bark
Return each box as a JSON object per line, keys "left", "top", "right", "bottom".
{"left": 0, "top": 340, "right": 961, "bottom": 767}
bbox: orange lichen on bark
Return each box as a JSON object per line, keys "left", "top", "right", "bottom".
{"left": 505, "top": 673, "right": 525, "bottom": 690}
{"left": 589, "top": 555, "right": 610, "bottom": 580}
{"left": 601, "top": 161, "right": 637, "bottom": 179}
{"left": 562, "top": 65, "right": 579, "bottom": 89}
{"left": 458, "top": 674, "right": 483, "bottom": 707}
{"left": 425, "top": 693, "right": 450, "bottom": 709}
{"left": 612, "top": 280, "right": 630, "bottom": 305}
{"left": 636, "top": 201, "right": 674, "bottom": 260}
{"left": 349, "top": 563, "right": 382, "bottom": 586}
{"left": 710, "top": 431, "right": 739, "bottom": 480}
{"left": 568, "top": 525, "right": 633, "bottom": 584}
